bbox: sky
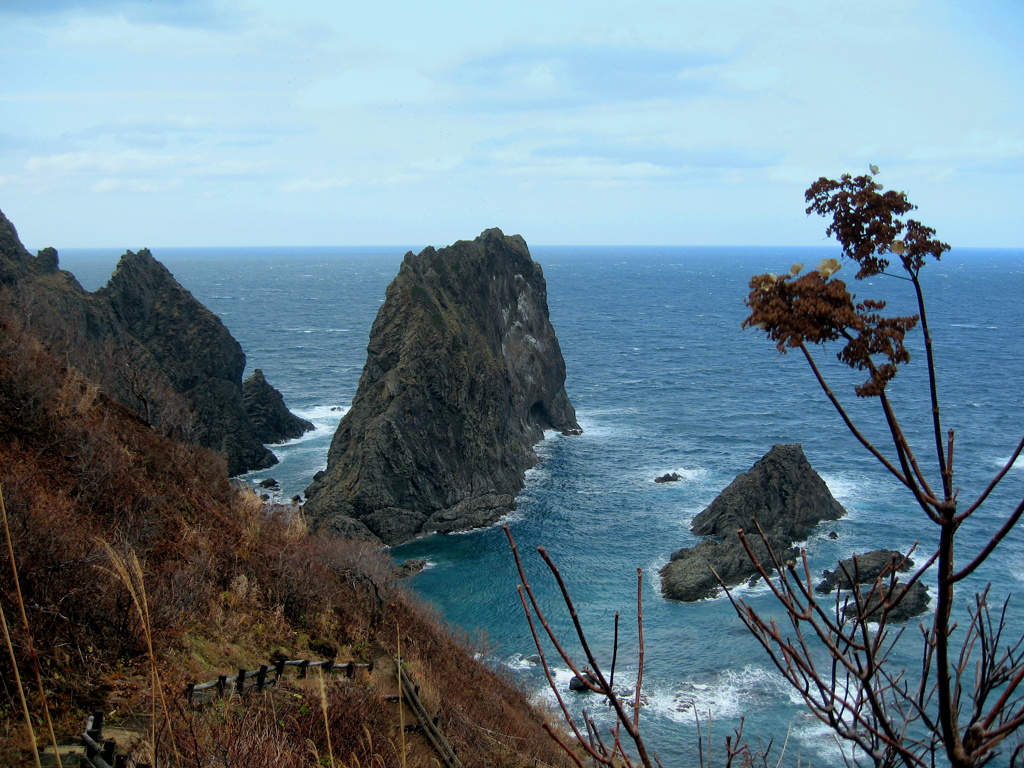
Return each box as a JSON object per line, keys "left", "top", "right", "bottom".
{"left": 1, "top": 0, "right": 1023, "bottom": 249}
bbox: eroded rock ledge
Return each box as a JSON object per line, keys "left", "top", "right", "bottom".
{"left": 304, "top": 228, "right": 580, "bottom": 545}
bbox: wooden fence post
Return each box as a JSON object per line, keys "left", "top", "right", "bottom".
{"left": 235, "top": 668, "right": 246, "bottom": 695}
{"left": 274, "top": 658, "right": 286, "bottom": 680}
{"left": 217, "top": 674, "right": 228, "bottom": 698}
{"left": 85, "top": 710, "right": 104, "bottom": 760}
{"left": 185, "top": 682, "right": 196, "bottom": 703}
{"left": 298, "top": 660, "right": 309, "bottom": 679}
{"left": 102, "top": 738, "right": 116, "bottom": 763}
{"left": 256, "top": 665, "right": 268, "bottom": 691}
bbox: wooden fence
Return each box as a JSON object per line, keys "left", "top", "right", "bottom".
{"left": 185, "top": 656, "right": 373, "bottom": 703}
{"left": 73, "top": 657, "right": 468, "bottom": 768}
{"left": 396, "top": 658, "right": 464, "bottom": 768}
{"left": 78, "top": 710, "right": 149, "bottom": 768}
{"left": 71, "top": 657, "right": 372, "bottom": 766}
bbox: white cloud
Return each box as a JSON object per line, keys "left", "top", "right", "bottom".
{"left": 384, "top": 172, "right": 426, "bottom": 186}
{"left": 299, "top": 67, "right": 447, "bottom": 109}
{"left": 2, "top": 0, "right": 1023, "bottom": 246}
{"left": 187, "top": 159, "right": 262, "bottom": 177}
{"left": 26, "top": 150, "right": 197, "bottom": 175}
{"left": 280, "top": 177, "right": 351, "bottom": 192}
{"left": 907, "top": 132, "right": 1024, "bottom": 163}
{"left": 92, "top": 177, "right": 181, "bottom": 193}
{"left": 410, "top": 156, "right": 463, "bottom": 173}
{"left": 502, "top": 156, "right": 671, "bottom": 183}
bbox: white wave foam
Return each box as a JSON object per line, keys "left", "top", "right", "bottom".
{"left": 293, "top": 404, "right": 348, "bottom": 424}
{"left": 648, "top": 665, "right": 795, "bottom": 724}
{"left": 652, "top": 466, "right": 709, "bottom": 485}
{"left": 529, "top": 665, "right": 582, "bottom": 706}
{"left": 793, "top": 716, "right": 854, "bottom": 764}
{"left": 262, "top": 404, "right": 347, "bottom": 448}
{"left": 993, "top": 453, "right": 1024, "bottom": 471}
{"left": 693, "top": 574, "right": 776, "bottom": 604}
{"left": 818, "top": 472, "right": 862, "bottom": 502}
{"left": 505, "top": 652, "right": 543, "bottom": 672}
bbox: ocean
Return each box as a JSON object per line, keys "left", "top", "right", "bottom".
{"left": 61, "top": 243, "right": 1024, "bottom": 765}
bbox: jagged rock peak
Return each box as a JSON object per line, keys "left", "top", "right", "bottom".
{"left": 0, "top": 208, "right": 61, "bottom": 283}
{"left": 304, "top": 228, "right": 581, "bottom": 545}
{"left": 660, "top": 444, "right": 846, "bottom": 602}
{"left": 691, "top": 444, "right": 845, "bottom": 542}
{"left": 243, "top": 368, "right": 315, "bottom": 444}
{"left": 0, "top": 210, "right": 297, "bottom": 476}
{"left": 96, "top": 248, "right": 277, "bottom": 476}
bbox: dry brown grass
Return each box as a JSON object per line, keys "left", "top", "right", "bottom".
{"left": 0, "top": 297, "right": 578, "bottom": 768}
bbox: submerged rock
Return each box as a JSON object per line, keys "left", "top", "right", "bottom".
{"left": 304, "top": 228, "right": 580, "bottom": 544}
{"left": 841, "top": 580, "right": 930, "bottom": 623}
{"left": 569, "top": 670, "right": 600, "bottom": 692}
{"left": 816, "top": 549, "right": 928, "bottom": 624}
{"left": 660, "top": 444, "right": 845, "bottom": 601}
{"left": 396, "top": 558, "right": 428, "bottom": 579}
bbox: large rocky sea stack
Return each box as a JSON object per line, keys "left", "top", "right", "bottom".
{"left": 304, "top": 228, "right": 580, "bottom": 545}
{"left": 96, "top": 248, "right": 278, "bottom": 474}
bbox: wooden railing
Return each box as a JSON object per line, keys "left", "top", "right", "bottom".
{"left": 185, "top": 657, "right": 373, "bottom": 704}
{"left": 397, "top": 659, "right": 464, "bottom": 768}
{"left": 70, "top": 658, "right": 373, "bottom": 766}
{"left": 73, "top": 658, "right": 469, "bottom": 768}
{"left": 78, "top": 710, "right": 149, "bottom": 768}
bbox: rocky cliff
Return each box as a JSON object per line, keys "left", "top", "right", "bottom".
{"left": 96, "top": 249, "right": 277, "bottom": 475}
{"left": 660, "top": 444, "right": 846, "bottom": 601}
{"left": 0, "top": 207, "right": 291, "bottom": 475}
{"left": 243, "top": 368, "right": 315, "bottom": 443}
{"left": 304, "top": 228, "right": 580, "bottom": 544}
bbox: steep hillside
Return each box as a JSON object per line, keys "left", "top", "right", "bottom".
{"left": 0, "top": 208, "right": 276, "bottom": 475}
{"left": 0, "top": 288, "right": 575, "bottom": 767}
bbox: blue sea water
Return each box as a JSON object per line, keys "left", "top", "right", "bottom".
{"left": 61, "top": 244, "right": 1024, "bottom": 765}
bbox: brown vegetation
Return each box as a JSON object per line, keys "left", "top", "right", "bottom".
{"left": 736, "top": 171, "right": 1024, "bottom": 766}
{"left": 0, "top": 293, "right": 576, "bottom": 767}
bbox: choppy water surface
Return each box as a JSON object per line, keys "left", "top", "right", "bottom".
{"left": 63, "top": 244, "right": 1024, "bottom": 764}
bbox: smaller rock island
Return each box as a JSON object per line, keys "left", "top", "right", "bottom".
{"left": 660, "top": 444, "right": 846, "bottom": 601}
{"left": 243, "top": 368, "right": 315, "bottom": 444}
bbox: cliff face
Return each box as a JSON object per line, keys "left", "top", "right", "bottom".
{"left": 0, "top": 207, "right": 283, "bottom": 475}
{"left": 660, "top": 444, "right": 846, "bottom": 601}
{"left": 304, "top": 228, "right": 580, "bottom": 544}
{"left": 96, "top": 249, "right": 277, "bottom": 475}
